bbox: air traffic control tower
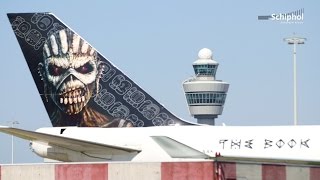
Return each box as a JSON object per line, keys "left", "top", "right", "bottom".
{"left": 183, "top": 48, "right": 229, "bottom": 125}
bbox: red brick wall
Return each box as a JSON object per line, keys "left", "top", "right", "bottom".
{"left": 55, "top": 164, "right": 108, "bottom": 180}
{"left": 310, "top": 167, "right": 320, "bottom": 180}
{"left": 262, "top": 164, "right": 286, "bottom": 180}
{"left": 161, "top": 162, "right": 214, "bottom": 180}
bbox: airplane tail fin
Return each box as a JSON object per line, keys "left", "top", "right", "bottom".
{"left": 7, "top": 13, "right": 194, "bottom": 128}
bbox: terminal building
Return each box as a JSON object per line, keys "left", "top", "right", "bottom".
{"left": 183, "top": 48, "right": 229, "bottom": 125}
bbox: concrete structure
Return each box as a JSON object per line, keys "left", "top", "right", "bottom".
{"left": 183, "top": 48, "right": 229, "bottom": 125}
{"left": 1, "top": 161, "right": 320, "bottom": 180}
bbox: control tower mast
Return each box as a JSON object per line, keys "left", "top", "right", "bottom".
{"left": 183, "top": 48, "right": 229, "bottom": 125}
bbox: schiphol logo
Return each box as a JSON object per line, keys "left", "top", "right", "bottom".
{"left": 258, "top": 8, "right": 304, "bottom": 24}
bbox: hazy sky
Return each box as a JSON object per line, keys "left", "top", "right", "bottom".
{"left": 0, "top": 0, "right": 319, "bottom": 163}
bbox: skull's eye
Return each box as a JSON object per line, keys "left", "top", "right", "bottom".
{"left": 76, "top": 62, "right": 94, "bottom": 74}
{"left": 48, "top": 64, "right": 66, "bottom": 76}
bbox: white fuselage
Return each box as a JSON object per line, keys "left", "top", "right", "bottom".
{"left": 35, "top": 125, "right": 319, "bottom": 162}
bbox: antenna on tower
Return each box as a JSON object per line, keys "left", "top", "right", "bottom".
{"left": 182, "top": 48, "right": 229, "bottom": 125}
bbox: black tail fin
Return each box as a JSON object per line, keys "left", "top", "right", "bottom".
{"left": 7, "top": 13, "right": 194, "bottom": 127}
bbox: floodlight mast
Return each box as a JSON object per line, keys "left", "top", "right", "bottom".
{"left": 7, "top": 120, "right": 19, "bottom": 164}
{"left": 283, "top": 36, "right": 306, "bottom": 126}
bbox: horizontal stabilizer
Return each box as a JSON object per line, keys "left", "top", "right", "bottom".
{"left": 0, "top": 126, "right": 140, "bottom": 154}
{"left": 151, "top": 136, "right": 210, "bottom": 159}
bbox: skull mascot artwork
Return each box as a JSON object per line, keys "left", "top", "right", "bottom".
{"left": 38, "top": 28, "right": 132, "bottom": 127}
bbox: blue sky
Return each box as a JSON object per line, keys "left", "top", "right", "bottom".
{"left": 0, "top": 0, "right": 319, "bottom": 163}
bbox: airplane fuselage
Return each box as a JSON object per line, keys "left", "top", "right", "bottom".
{"left": 33, "top": 125, "right": 319, "bottom": 162}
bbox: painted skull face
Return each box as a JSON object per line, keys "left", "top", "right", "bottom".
{"left": 39, "top": 29, "right": 100, "bottom": 115}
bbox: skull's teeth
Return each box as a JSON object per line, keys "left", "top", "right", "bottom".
{"left": 60, "top": 96, "right": 85, "bottom": 104}
{"left": 64, "top": 98, "right": 68, "bottom": 105}
{"left": 69, "top": 97, "right": 73, "bottom": 104}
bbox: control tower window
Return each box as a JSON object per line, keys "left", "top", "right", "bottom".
{"left": 185, "top": 92, "right": 226, "bottom": 105}
{"left": 193, "top": 64, "right": 217, "bottom": 76}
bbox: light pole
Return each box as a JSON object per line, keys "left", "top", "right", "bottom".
{"left": 7, "top": 120, "right": 19, "bottom": 164}
{"left": 283, "top": 36, "right": 306, "bottom": 126}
